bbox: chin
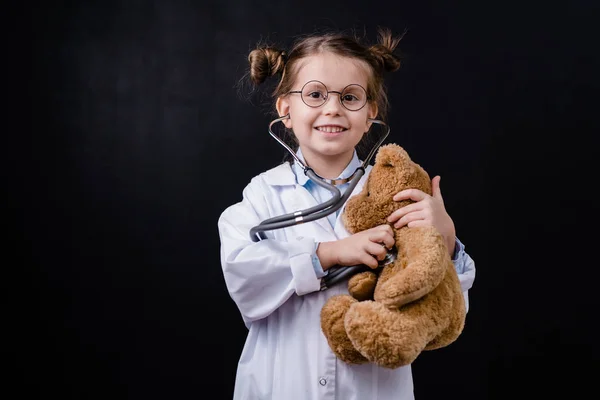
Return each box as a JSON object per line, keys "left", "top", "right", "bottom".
{"left": 316, "top": 145, "right": 356, "bottom": 157}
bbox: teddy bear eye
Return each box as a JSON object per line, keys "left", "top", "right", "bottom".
{"left": 383, "top": 163, "right": 394, "bottom": 167}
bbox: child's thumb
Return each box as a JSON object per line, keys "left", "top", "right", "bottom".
{"left": 432, "top": 175, "right": 443, "bottom": 200}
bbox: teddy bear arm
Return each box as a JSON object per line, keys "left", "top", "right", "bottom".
{"left": 424, "top": 263, "right": 467, "bottom": 350}
{"left": 374, "top": 226, "right": 449, "bottom": 308}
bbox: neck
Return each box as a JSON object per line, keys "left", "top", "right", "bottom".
{"left": 300, "top": 149, "right": 354, "bottom": 180}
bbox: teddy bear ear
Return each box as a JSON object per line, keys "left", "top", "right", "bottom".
{"left": 376, "top": 143, "right": 410, "bottom": 166}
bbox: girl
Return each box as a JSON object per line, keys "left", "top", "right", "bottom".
{"left": 218, "top": 27, "right": 476, "bottom": 400}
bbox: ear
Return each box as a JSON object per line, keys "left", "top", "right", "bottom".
{"left": 366, "top": 101, "right": 379, "bottom": 130}
{"left": 276, "top": 97, "right": 293, "bottom": 129}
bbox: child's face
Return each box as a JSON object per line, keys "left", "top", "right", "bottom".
{"left": 276, "top": 52, "right": 378, "bottom": 166}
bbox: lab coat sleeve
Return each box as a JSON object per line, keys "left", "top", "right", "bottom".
{"left": 218, "top": 181, "right": 321, "bottom": 324}
{"left": 452, "top": 237, "right": 476, "bottom": 312}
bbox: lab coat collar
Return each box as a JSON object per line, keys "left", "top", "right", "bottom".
{"left": 263, "top": 149, "right": 362, "bottom": 187}
{"left": 262, "top": 162, "right": 297, "bottom": 186}
{"left": 292, "top": 148, "right": 362, "bottom": 187}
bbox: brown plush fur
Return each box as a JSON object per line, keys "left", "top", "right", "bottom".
{"left": 320, "top": 144, "right": 466, "bottom": 369}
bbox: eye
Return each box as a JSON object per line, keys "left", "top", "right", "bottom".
{"left": 383, "top": 163, "right": 394, "bottom": 168}
{"left": 342, "top": 94, "right": 359, "bottom": 102}
{"left": 307, "top": 91, "right": 325, "bottom": 99}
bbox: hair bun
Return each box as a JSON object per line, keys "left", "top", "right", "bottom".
{"left": 247, "top": 47, "right": 287, "bottom": 84}
{"left": 369, "top": 27, "right": 404, "bottom": 72}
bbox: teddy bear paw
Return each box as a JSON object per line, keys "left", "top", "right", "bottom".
{"left": 348, "top": 271, "right": 378, "bottom": 301}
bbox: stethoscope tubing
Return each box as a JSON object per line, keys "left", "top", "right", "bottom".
{"left": 250, "top": 115, "right": 394, "bottom": 288}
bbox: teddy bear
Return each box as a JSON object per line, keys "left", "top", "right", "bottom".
{"left": 320, "top": 143, "right": 467, "bottom": 369}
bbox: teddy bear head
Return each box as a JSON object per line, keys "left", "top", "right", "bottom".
{"left": 342, "top": 143, "right": 432, "bottom": 234}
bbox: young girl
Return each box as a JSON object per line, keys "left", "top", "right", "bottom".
{"left": 218, "top": 28, "right": 476, "bottom": 400}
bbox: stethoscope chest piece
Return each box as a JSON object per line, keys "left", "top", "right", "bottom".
{"left": 379, "top": 246, "right": 398, "bottom": 266}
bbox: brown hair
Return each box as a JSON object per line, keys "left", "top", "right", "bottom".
{"left": 245, "top": 27, "right": 404, "bottom": 161}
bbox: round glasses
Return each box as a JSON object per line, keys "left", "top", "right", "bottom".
{"left": 288, "top": 80, "right": 369, "bottom": 111}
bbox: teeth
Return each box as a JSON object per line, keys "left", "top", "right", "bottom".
{"left": 316, "top": 126, "right": 345, "bottom": 133}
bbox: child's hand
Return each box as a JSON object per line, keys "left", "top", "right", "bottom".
{"left": 387, "top": 175, "right": 456, "bottom": 257}
{"left": 317, "top": 224, "right": 395, "bottom": 270}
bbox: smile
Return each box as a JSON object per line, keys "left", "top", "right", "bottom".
{"left": 315, "top": 126, "right": 348, "bottom": 133}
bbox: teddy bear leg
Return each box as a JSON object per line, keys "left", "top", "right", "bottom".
{"left": 348, "top": 270, "right": 378, "bottom": 301}
{"left": 320, "top": 294, "right": 369, "bottom": 364}
{"left": 344, "top": 300, "right": 431, "bottom": 368}
{"left": 374, "top": 226, "right": 449, "bottom": 308}
{"left": 345, "top": 274, "right": 463, "bottom": 370}
{"left": 424, "top": 265, "right": 467, "bottom": 350}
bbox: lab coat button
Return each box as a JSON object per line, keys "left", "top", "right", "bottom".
{"left": 319, "top": 377, "right": 327, "bottom": 386}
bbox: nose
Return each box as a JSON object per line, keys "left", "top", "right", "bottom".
{"left": 321, "top": 93, "right": 343, "bottom": 115}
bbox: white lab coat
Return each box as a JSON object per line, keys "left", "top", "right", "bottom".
{"left": 218, "top": 161, "right": 476, "bottom": 400}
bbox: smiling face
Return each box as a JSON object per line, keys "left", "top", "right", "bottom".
{"left": 276, "top": 52, "right": 378, "bottom": 169}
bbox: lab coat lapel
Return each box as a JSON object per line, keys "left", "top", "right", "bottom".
{"left": 263, "top": 163, "right": 334, "bottom": 236}
{"left": 264, "top": 161, "right": 371, "bottom": 239}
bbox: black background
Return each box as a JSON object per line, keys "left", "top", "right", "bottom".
{"left": 17, "top": 0, "right": 599, "bottom": 399}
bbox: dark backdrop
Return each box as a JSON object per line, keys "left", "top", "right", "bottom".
{"left": 18, "top": 0, "right": 599, "bottom": 399}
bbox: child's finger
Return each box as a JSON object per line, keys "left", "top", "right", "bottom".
{"left": 393, "top": 188, "right": 428, "bottom": 202}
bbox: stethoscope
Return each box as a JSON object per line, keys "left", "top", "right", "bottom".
{"left": 249, "top": 115, "right": 398, "bottom": 290}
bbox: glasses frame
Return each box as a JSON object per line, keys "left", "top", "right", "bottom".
{"left": 287, "top": 80, "right": 370, "bottom": 112}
